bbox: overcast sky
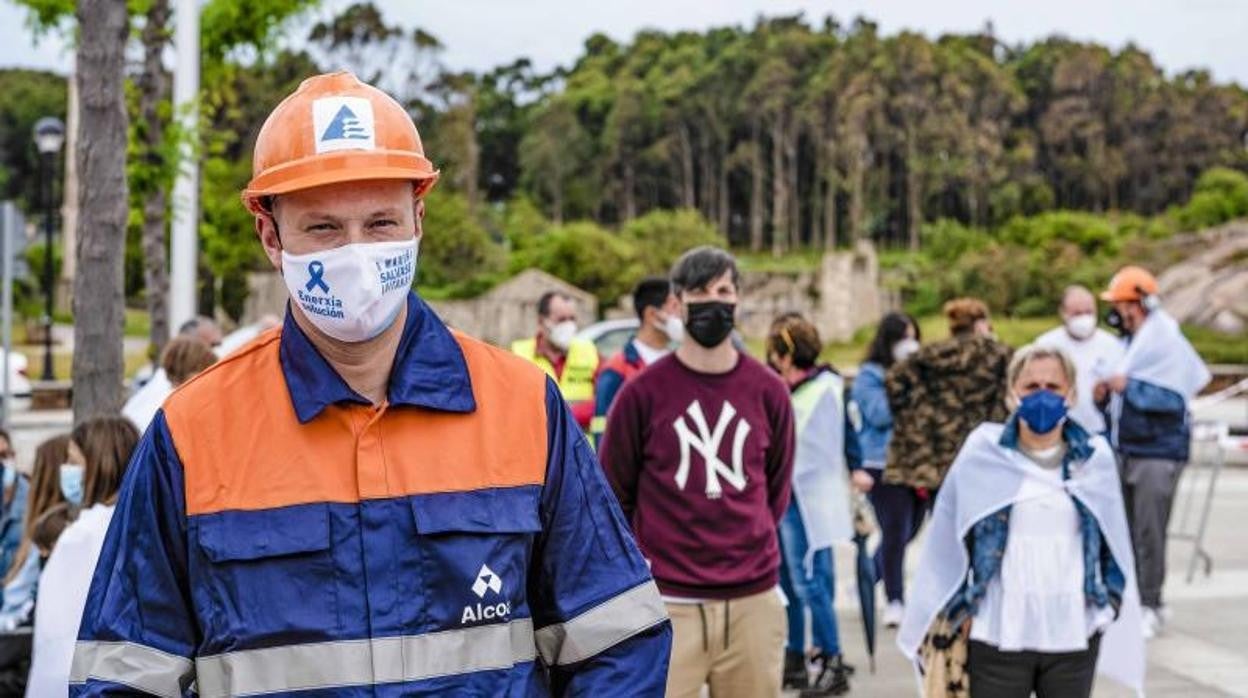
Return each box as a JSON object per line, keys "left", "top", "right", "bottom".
{"left": 2, "top": 0, "right": 1246, "bottom": 85}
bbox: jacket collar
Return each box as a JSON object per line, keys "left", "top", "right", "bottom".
{"left": 999, "top": 412, "right": 1095, "bottom": 473}
{"left": 279, "top": 292, "right": 476, "bottom": 423}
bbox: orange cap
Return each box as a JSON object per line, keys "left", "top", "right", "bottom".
{"left": 1101, "top": 266, "right": 1159, "bottom": 302}
{"left": 241, "top": 71, "right": 439, "bottom": 215}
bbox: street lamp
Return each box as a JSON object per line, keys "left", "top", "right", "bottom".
{"left": 32, "top": 116, "right": 65, "bottom": 382}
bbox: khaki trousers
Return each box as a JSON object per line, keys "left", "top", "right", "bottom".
{"left": 665, "top": 589, "right": 787, "bottom": 698}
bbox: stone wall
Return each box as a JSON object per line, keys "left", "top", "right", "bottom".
{"left": 243, "top": 244, "right": 887, "bottom": 346}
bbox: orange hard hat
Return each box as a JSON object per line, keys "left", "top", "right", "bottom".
{"left": 1101, "top": 266, "right": 1159, "bottom": 302}
{"left": 241, "top": 71, "right": 439, "bottom": 215}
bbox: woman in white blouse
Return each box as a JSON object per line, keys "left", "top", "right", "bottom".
{"left": 898, "top": 344, "right": 1144, "bottom": 697}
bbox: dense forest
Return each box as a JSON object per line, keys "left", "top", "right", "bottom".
{"left": 1, "top": 2, "right": 1246, "bottom": 318}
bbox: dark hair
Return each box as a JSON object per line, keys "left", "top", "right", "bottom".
{"left": 31, "top": 502, "right": 74, "bottom": 555}
{"left": 766, "top": 313, "right": 822, "bottom": 369}
{"left": 73, "top": 417, "right": 140, "bottom": 508}
{"left": 670, "top": 246, "right": 739, "bottom": 295}
{"left": 538, "top": 291, "right": 571, "bottom": 318}
{"left": 632, "top": 277, "right": 672, "bottom": 321}
{"left": 6, "top": 434, "right": 70, "bottom": 582}
{"left": 945, "top": 298, "right": 989, "bottom": 336}
{"left": 161, "top": 336, "right": 217, "bottom": 386}
{"left": 865, "top": 312, "right": 921, "bottom": 368}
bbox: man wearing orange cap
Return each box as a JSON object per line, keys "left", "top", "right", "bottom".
{"left": 69, "top": 72, "right": 670, "bottom": 696}
{"left": 1096, "top": 266, "right": 1210, "bottom": 640}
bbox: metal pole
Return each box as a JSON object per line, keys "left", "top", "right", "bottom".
{"left": 169, "top": 0, "right": 201, "bottom": 331}
{"left": 41, "top": 152, "right": 54, "bottom": 381}
{"left": 2, "top": 203, "right": 14, "bottom": 428}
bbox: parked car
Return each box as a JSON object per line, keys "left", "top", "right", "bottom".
{"left": 0, "top": 350, "right": 31, "bottom": 397}
{"left": 576, "top": 319, "right": 639, "bottom": 359}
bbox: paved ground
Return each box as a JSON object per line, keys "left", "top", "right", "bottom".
{"left": 8, "top": 401, "right": 1248, "bottom": 697}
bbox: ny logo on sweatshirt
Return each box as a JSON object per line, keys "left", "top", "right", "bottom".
{"left": 673, "top": 400, "right": 752, "bottom": 499}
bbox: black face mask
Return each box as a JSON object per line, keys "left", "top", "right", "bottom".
{"left": 1105, "top": 307, "right": 1129, "bottom": 337}
{"left": 685, "top": 301, "right": 736, "bottom": 348}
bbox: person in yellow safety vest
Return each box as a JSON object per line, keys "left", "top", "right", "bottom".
{"left": 511, "top": 291, "right": 600, "bottom": 432}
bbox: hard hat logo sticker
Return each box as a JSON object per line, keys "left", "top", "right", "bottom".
{"left": 312, "top": 96, "right": 376, "bottom": 154}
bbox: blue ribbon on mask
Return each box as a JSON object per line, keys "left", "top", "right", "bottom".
{"left": 305, "top": 261, "right": 330, "bottom": 293}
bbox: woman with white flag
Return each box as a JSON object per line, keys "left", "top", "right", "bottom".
{"left": 767, "top": 314, "right": 872, "bottom": 696}
{"left": 898, "top": 344, "right": 1144, "bottom": 698}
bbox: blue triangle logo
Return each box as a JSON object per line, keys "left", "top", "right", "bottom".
{"left": 321, "top": 105, "right": 370, "bottom": 141}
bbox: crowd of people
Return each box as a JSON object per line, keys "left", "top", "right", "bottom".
{"left": 0, "top": 73, "right": 1215, "bottom": 697}
{"left": 513, "top": 242, "right": 1208, "bottom": 696}
{"left": 0, "top": 319, "right": 224, "bottom": 694}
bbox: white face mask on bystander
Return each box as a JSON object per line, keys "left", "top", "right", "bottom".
{"left": 1064, "top": 313, "right": 1098, "bottom": 341}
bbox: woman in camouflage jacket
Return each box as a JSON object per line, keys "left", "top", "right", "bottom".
{"left": 884, "top": 299, "right": 1012, "bottom": 491}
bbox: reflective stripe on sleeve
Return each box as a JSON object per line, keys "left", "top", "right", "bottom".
{"left": 194, "top": 618, "right": 535, "bottom": 697}
{"left": 71, "top": 640, "right": 195, "bottom": 698}
{"left": 533, "top": 580, "right": 668, "bottom": 666}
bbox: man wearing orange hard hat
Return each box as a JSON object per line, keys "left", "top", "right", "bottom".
{"left": 1096, "top": 265, "right": 1210, "bottom": 641}
{"left": 71, "top": 72, "right": 670, "bottom": 696}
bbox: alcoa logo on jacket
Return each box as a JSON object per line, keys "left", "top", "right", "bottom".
{"left": 462, "top": 563, "right": 511, "bottom": 624}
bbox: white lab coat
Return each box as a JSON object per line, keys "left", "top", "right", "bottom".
{"left": 26, "top": 504, "right": 115, "bottom": 698}
{"left": 898, "top": 423, "right": 1144, "bottom": 696}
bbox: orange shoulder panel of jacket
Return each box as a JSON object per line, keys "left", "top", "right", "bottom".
{"left": 163, "top": 325, "right": 550, "bottom": 516}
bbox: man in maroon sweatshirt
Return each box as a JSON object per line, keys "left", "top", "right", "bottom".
{"left": 600, "top": 246, "right": 796, "bottom": 698}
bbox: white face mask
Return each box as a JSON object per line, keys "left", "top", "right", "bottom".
{"left": 657, "top": 314, "right": 685, "bottom": 345}
{"left": 545, "top": 320, "right": 578, "bottom": 352}
{"left": 282, "top": 238, "right": 418, "bottom": 343}
{"left": 1065, "top": 313, "right": 1098, "bottom": 340}
{"left": 892, "top": 338, "right": 920, "bottom": 363}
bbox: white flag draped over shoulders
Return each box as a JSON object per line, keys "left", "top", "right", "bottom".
{"left": 1116, "top": 309, "right": 1210, "bottom": 400}
{"left": 897, "top": 423, "right": 1145, "bottom": 696}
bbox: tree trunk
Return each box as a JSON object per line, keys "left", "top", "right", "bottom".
{"left": 770, "top": 117, "right": 788, "bottom": 257}
{"left": 73, "top": 0, "right": 129, "bottom": 424}
{"left": 621, "top": 161, "right": 636, "bottom": 221}
{"left": 849, "top": 144, "right": 865, "bottom": 242}
{"left": 678, "top": 122, "right": 695, "bottom": 209}
{"left": 786, "top": 128, "right": 800, "bottom": 250}
{"left": 749, "top": 121, "right": 764, "bottom": 252}
{"left": 905, "top": 133, "right": 921, "bottom": 252}
{"left": 139, "top": 0, "right": 172, "bottom": 362}
{"left": 58, "top": 69, "right": 79, "bottom": 312}
{"left": 823, "top": 139, "right": 839, "bottom": 250}
{"left": 699, "top": 134, "right": 715, "bottom": 223}
{"left": 810, "top": 136, "right": 825, "bottom": 251}
{"left": 717, "top": 143, "right": 730, "bottom": 236}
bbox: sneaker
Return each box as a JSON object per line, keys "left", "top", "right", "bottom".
{"left": 884, "top": 600, "right": 904, "bottom": 629}
{"left": 1142, "top": 607, "right": 1160, "bottom": 640}
{"left": 800, "top": 653, "right": 851, "bottom": 697}
{"left": 783, "top": 649, "right": 809, "bottom": 690}
{"left": 1157, "top": 604, "right": 1174, "bottom": 624}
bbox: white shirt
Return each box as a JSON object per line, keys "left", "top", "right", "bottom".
{"left": 631, "top": 338, "right": 669, "bottom": 367}
{"left": 1036, "top": 326, "right": 1124, "bottom": 433}
{"left": 970, "top": 462, "right": 1113, "bottom": 652}
{"left": 26, "top": 504, "right": 116, "bottom": 698}
{"left": 121, "top": 369, "right": 173, "bottom": 435}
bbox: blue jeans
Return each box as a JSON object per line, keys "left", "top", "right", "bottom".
{"left": 778, "top": 500, "right": 840, "bottom": 655}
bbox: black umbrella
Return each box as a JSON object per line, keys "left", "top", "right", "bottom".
{"left": 852, "top": 496, "right": 878, "bottom": 673}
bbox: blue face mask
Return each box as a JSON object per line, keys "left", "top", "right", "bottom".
{"left": 2, "top": 463, "right": 15, "bottom": 489}
{"left": 1017, "top": 390, "right": 1068, "bottom": 435}
{"left": 59, "top": 464, "right": 84, "bottom": 506}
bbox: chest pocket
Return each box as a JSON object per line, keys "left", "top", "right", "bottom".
{"left": 192, "top": 503, "right": 338, "bottom": 645}
{"left": 408, "top": 487, "right": 543, "bottom": 631}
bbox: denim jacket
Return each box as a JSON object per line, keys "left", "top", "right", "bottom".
{"left": 849, "top": 362, "right": 892, "bottom": 466}
{"left": 942, "top": 417, "right": 1126, "bottom": 625}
